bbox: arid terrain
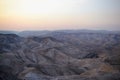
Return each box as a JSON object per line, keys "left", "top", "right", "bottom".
{"left": 0, "top": 30, "right": 120, "bottom": 80}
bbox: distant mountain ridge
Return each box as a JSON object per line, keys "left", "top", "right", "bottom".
{"left": 0, "top": 31, "right": 19, "bottom": 34}
{"left": 1, "top": 30, "right": 120, "bottom": 37}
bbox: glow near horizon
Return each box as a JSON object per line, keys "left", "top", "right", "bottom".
{"left": 0, "top": 0, "right": 120, "bottom": 31}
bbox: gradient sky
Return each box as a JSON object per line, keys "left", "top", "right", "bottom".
{"left": 0, "top": 0, "right": 120, "bottom": 31}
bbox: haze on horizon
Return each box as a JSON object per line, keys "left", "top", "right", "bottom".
{"left": 0, "top": 0, "right": 120, "bottom": 31}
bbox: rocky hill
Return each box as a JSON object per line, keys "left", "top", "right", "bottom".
{"left": 0, "top": 30, "right": 120, "bottom": 80}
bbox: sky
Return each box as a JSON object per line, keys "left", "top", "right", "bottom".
{"left": 0, "top": 0, "right": 120, "bottom": 31}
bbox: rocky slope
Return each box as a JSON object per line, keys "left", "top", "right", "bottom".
{"left": 0, "top": 31, "right": 120, "bottom": 80}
